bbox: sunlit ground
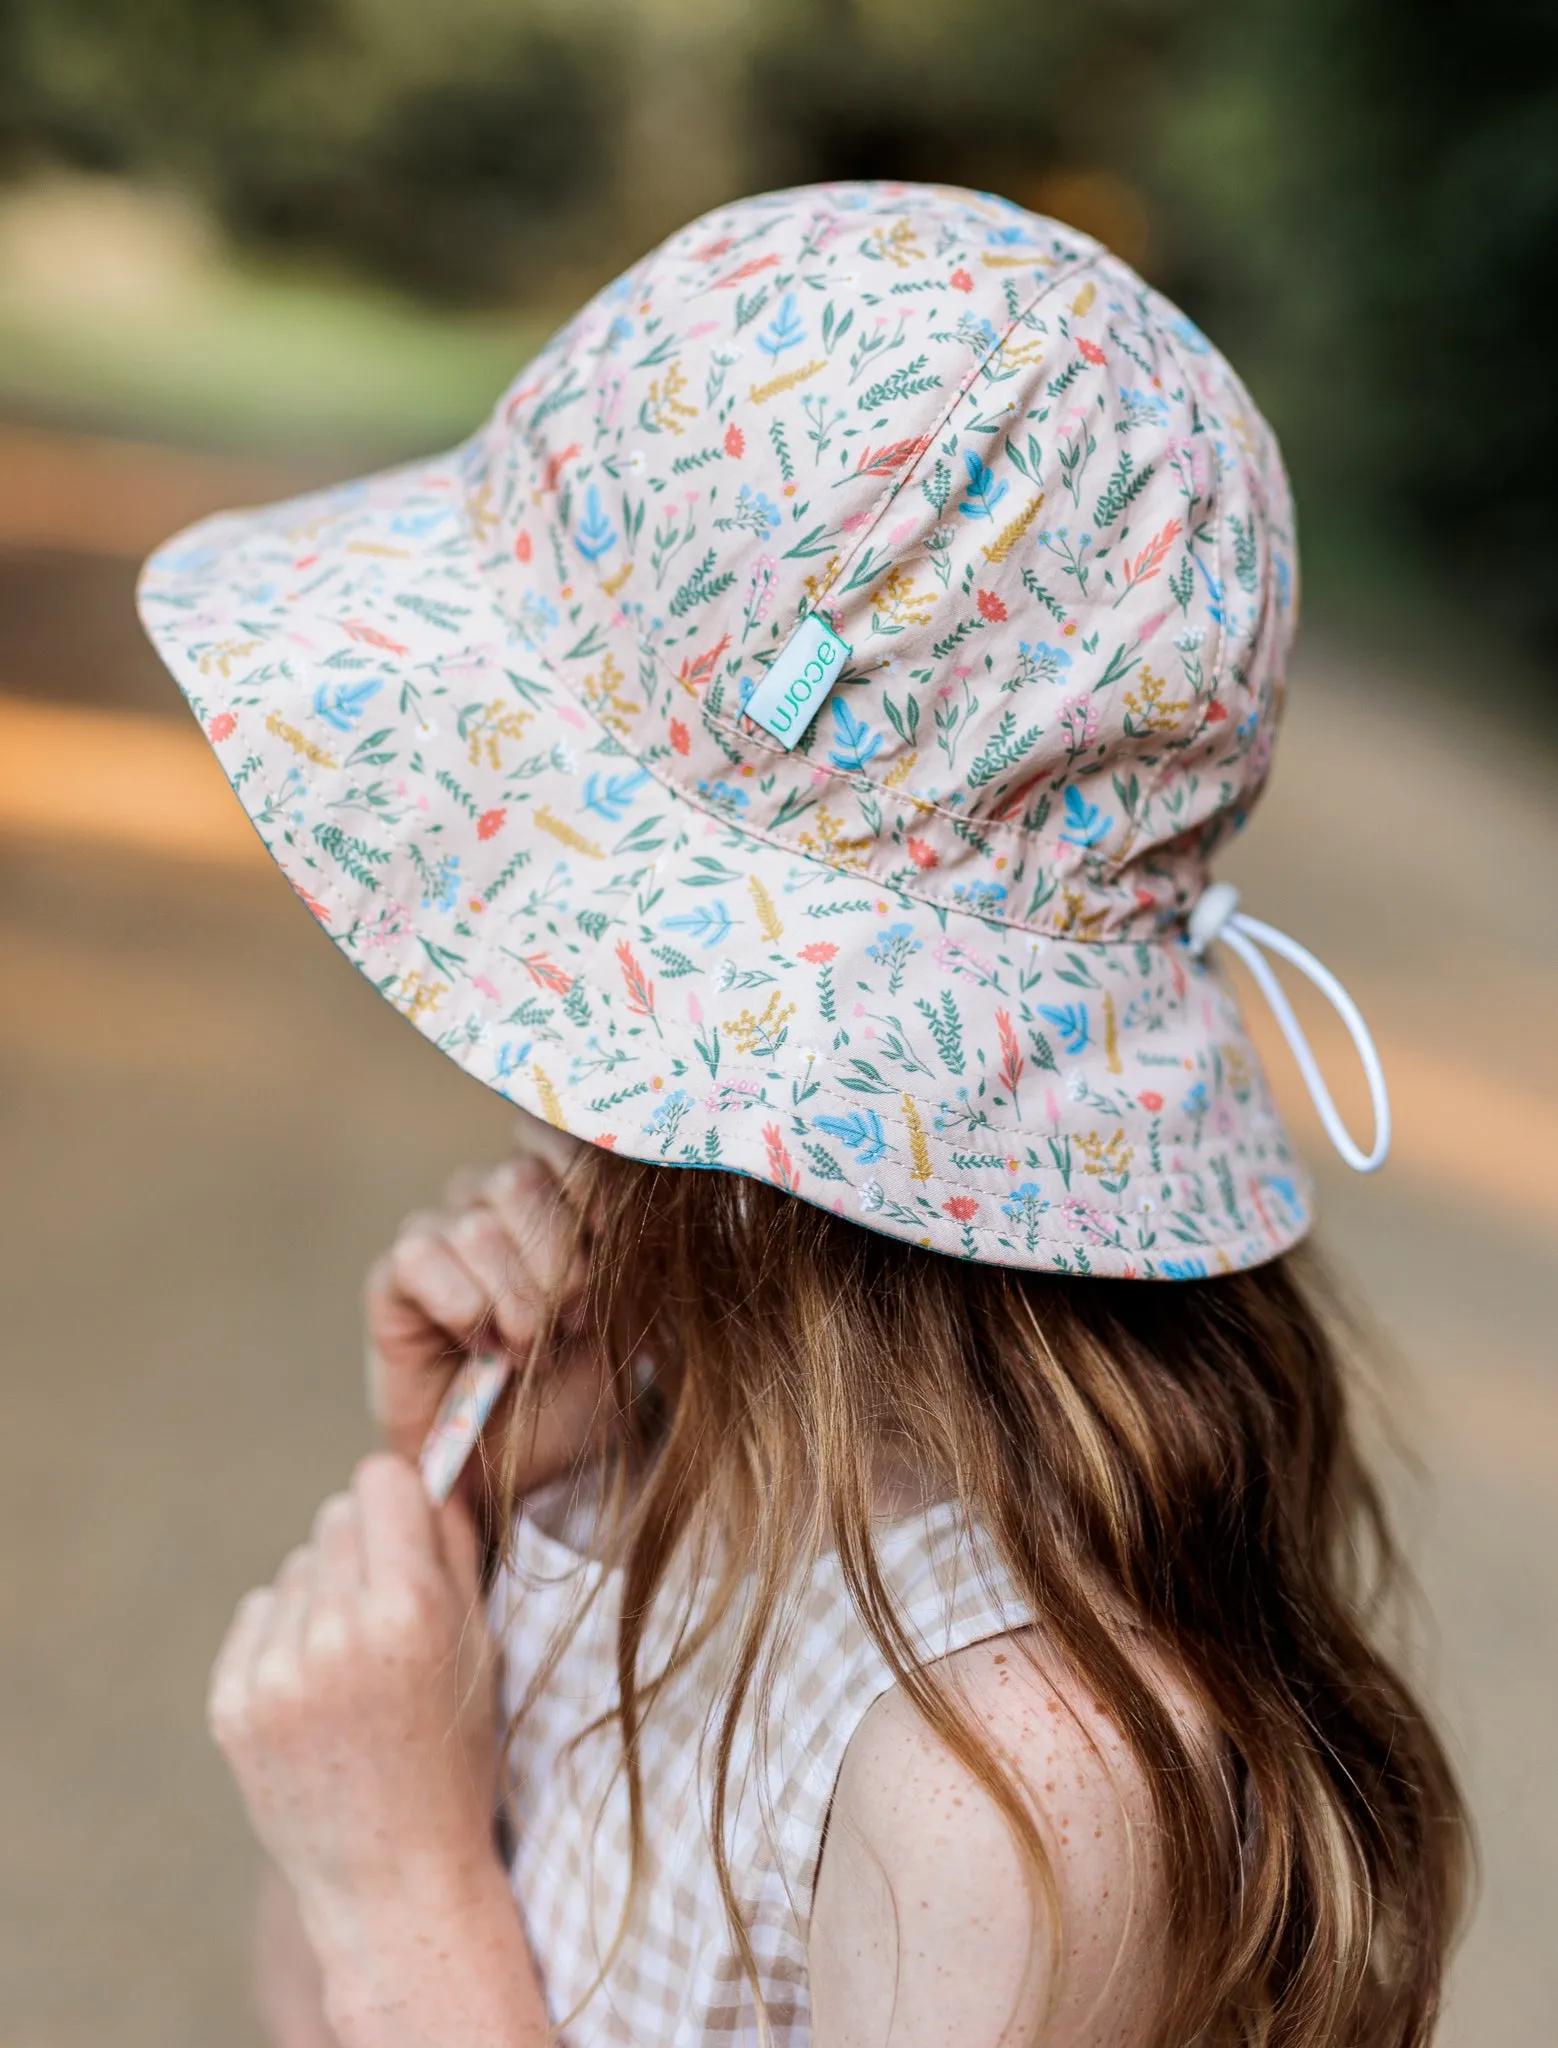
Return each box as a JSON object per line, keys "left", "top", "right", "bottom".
{"left": 1, "top": 182, "right": 1554, "bottom": 2046}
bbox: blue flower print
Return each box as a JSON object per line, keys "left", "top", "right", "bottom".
{"left": 958, "top": 448, "right": 1009, "bottom": 520}
{"left": 813, "top": 1110, "right": 888, "bottom": 1165}
{"left": 757, "top": 292, "right": 806, "bottom": 358}
{"left": 421, "top": 854, "right": 461, "bottom": 914}
{"left": 865, "top": 921, "right": 922, "bottom": 994}
{"left": 661, "top": 900, "right": 734, "bottom": 949}
{"left": 1015, "top": 639, "right": 1072, "bottom": 689}
{"left": 574, "top": 484, "right": 618, "bottom": 563}
{"left": 696, "top": 776, "right": 750, "bottom": 817}
{"left": 643, "top": 1089, "right": 694, "bottom": 1154}
{"left": 951, "top": 880, "right": 1009, "bottom": 916}
{"left": 515, "top": 592, "right": 559, "bottom": 646}
{"left": 1059, "top": 785, "right": 1112, "bottom": 848}
{"left": 312, "top": 677, "right": 382, "bottom": 733}
{"left": 1038, "top": 1003, "right": 1090, "bottom": 1056}
{"left": 1002, "top": 1181, "right": 1050, "bottom": 1252}
{"left": 715, "top": 483, "right": 782, "bottom": 540}
{"left": 828, "top": 698, "right": 883, "bottom": 774}
{"left": 1159, "top": 1257, "right": 1209, "bottom": 1280}
{"left": 581, "top": 767, "right": 649, "bottom": 820}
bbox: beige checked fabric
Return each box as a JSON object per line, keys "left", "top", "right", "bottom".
{"left": 489, "top": 1497, "right": 1032, "bottom": 2044}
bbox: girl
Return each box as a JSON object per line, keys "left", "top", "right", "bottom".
{"left": 142, "top": 183, "right": 1468, "bottom": 2046}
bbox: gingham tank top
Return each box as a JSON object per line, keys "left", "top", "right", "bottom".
{"left": 488, "top": 1494, "right": 1032, "bottom": 2046}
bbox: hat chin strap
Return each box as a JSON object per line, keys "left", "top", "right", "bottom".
{"left": 1187, "top": 882, "right": 1391, "bottom": 1175}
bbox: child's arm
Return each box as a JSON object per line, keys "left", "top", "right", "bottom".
{"left": 211, "top": 1456, "right": 552, "bottom": 2048}
{"left": 806, "top": 1634, "right": 1179, "bottom": 2048}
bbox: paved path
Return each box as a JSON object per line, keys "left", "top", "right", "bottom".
{"left": 0, "top": 430, "right": 1553, "bottom": 2045}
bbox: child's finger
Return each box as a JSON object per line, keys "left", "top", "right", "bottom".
{"left": 254, "top": 1545, "right": 314, "bottom": 1686}
{"left": 353, "top": 1453, "right": 440, "bottom": 1596}
{"left": 307, "top": 1491, "right": 364, "bottom": 1599}
{"left": 207, "top": 1586, "right": 275, "bottom": 1742}
{"left": 384, "top": 1221, "right": 490, "bottom": 1338}
{"left": 442, "top": 1203, "right": 520, "bottom": 1312}
{"left": 435, "top": 1497, "right": 484, "bottom": 1608}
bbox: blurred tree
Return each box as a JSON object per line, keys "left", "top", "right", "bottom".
{"left": 1, "top": 0, "right": 1553, "bottom": 659}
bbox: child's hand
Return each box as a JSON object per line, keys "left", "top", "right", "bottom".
{"left": 209, "top": 1456, "right": 502, "bottom": 1959}
{"left": 364, "top": 1117, "right": 601, "bottom": 1498}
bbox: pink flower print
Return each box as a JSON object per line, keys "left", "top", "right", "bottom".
{"left": 725, "top": 423, "right": 745, "bottom": 458}
{"left": 207, "top": 711, "right": 237, "bottom": 742}
{"left": 841, "top": 509, "right": 874, "bottom": 534}
{"left": 476, "top": 807, "right": 506, "bottom": 840}
{"left": 362, "top": 902, "right": 411, "bottom": 951}
{"left": 471, "top": 974, "right": 501, "bottom": 1002}
{"left": 1059, "top": 693, "right": 1098, "bottom": 753}
{"left": 798, "top": 941, "right": 838, "bottom": 964}
{"left": 670, "top": 718, "right": 691, "bottom": 755}
{"left": 950, "top": 267, "right": 974, "bottom": 292}
{"left": 1136, "top": 610, "right": 1168, "bottom": 645}
{"left": 943, "top": 1195, "right": 978, "bottom": 1223}
{"left": 887, "top": 515, "right": 918, "bottom": 547}
{"left": 688, "top": 992, "right": 703, "bottom": 1025}
{"left": 1079, "top": 338, "right": 1107, "bottom": 366}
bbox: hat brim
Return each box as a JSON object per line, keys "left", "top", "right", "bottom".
{"left": 138, "top": 449, "right": 1311, "bottom": 1277}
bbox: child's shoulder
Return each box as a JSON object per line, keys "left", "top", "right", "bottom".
{"left": 809, "top": 1628, "right": 1207, "bottom": 2047}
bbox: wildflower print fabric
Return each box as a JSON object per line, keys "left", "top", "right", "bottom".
{"left": 139, "top": 181, "right": 1311, "bottom": 1278}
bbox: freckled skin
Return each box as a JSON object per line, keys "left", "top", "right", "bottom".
{"left": 807, "top": 1629, "right": 1197, "bottom": 2048}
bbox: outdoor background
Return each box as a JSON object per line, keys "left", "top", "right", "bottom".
{"left": 1, "top": 2, "right": 1554, "bottom": 2043}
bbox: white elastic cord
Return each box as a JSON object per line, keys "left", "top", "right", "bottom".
{"left": 1187, "top": 882, "right": 1391, "bottom": 1174}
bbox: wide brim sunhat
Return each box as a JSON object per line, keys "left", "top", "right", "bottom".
{"left": 139, "top": 181, "right": 1369, "bottom": 1279}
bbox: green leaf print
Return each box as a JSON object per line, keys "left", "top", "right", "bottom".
{"left": 966, "top": 710, "right": 1043, "bottom": 789}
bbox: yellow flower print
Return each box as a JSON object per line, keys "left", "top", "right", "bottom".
{"left": 727, "top": 990, "right": 796, "bottom": 1057}
{"left": 581, "top": 652, "right": 640, "bottom": 736}
{"left": 1123, "top": 668, "right": 1190, "bottom": 737}
{"left": 464, "top": 700, "right": 533, "bottom": 770}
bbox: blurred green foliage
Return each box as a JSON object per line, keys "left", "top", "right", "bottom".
{"left": 1, "top": 0, "right": 1554, "bottom": 653}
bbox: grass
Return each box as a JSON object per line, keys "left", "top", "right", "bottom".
{"left": 0, "top": 249, "right": 552, "bottom": 461}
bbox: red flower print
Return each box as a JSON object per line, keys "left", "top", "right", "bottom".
{"left": 1078, "top": 338, "right": 1107, "bottom": 365}
{"left": 522, "top": 952, "right": 574, "bottom": 997}
{"left": 950, "top": 267, "right": 974, "bottom": 293}
{"left": 906, "top": 837, "right": 939, "bottom": 870}
{"left": 995, "top": 1008, "right": 1024, "bottom": 1108}
{"left": 343, "top": 619, "right": 409, "bottom": 657}
{"left": 943, "top": 1194, "right": 979, "bottom": 1223}
{"left": 207, "top": 711, "right": 238, "bottom": 742}
{"left": 514, "top": 530, "right": 533, "bottom": 563}
{"left": 595, "top": 1132, "right": 619, "bottom": 1151}
{"left": 669, "top": 718, "right": 691, "bottom": 755}
{"left": 1137, "top": 1091, "right": 1164, "bottom": 1113}
{"left": 724, "top": 423, "right": 745, "bottom": 458}
{"left": 798, "top": 941, "right": 838, "bottom": 964}
{"left": 976, "top": 588, "right": 1008, "bottom": 623}
{"left": 762, "top": 1122, "right": 801, "bottom": 1193}
{"left": 476, "top": 806, "right": 506, "bottom": 840}
{"left": 615, "top": 940, "right": 659, "bottom": 1028}
{"left": 1205, "top": 700, "right": 1229, "bottom": 723}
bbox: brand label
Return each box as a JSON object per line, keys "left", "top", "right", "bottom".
{"left": 742, "top": 613, "right": 851, "bottom": 748}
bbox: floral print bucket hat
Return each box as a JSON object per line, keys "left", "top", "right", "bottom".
{"left": 138, "top": 181, "right": 1390, "bottom": 1279}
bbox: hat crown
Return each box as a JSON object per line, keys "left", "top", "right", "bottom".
{"left": 465, "top": 182, "right": 1296, "bottom": 942}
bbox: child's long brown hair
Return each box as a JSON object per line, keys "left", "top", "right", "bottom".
{"left": 496, "top": 1152, "right": 1469, "bottom": 2047}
